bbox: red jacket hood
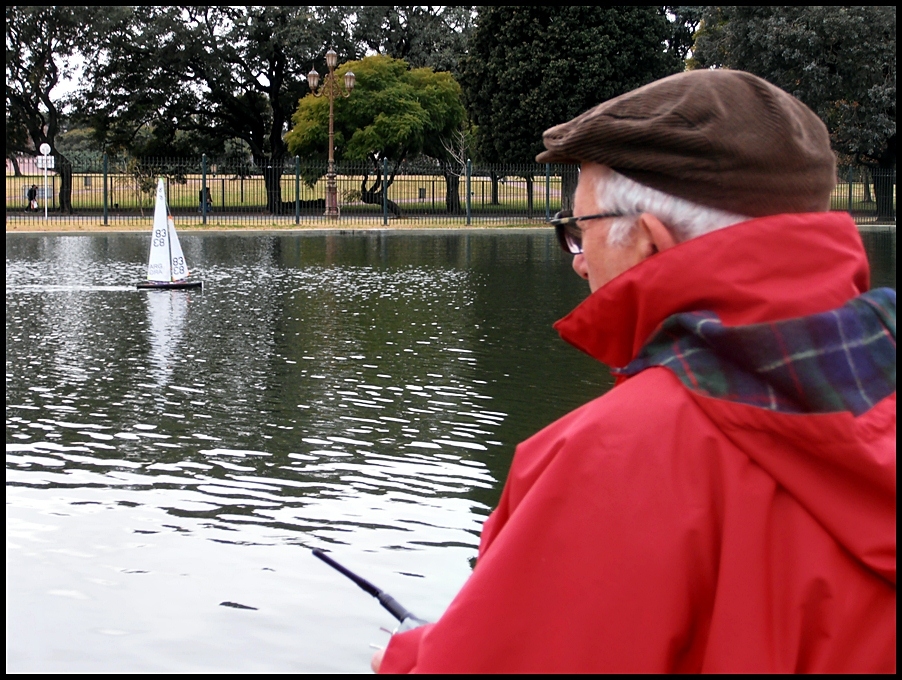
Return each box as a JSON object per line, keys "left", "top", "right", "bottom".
{"left": 554, "top": 212, "right": 894, "bottom": 585}
{"left": 553, "top": 212, "right": 870, "bottom": 369}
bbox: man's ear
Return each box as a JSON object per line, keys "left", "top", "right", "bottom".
{"left": 635, "top": 212, "right": 677, "bottom": 256}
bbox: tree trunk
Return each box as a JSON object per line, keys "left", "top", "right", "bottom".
{"left": 359, "top": 189, "right": 402, "bottom": 216}
{"left": 560, "top": 165, "right": 578, "bottom": 212}
{"left": 359, "top": 168, "right": 402, "bottom": 216}
{"left": 261, "top": 157, "right": 285, "bottom": 213}
{"left": 58, "top": 154, "right": 73, "bottom": 213}
{"left": 489, "top": 170, "right": 500, "bottom": 205}
{"left": 9, "top": 156, "right": 22, "bottom": 176}
{"left": 444, "top": 172, "right": 461, "bottom": 214}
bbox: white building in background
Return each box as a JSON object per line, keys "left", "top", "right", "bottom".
{"left": 6, "top": 156, "right": 42, "bottom": 175}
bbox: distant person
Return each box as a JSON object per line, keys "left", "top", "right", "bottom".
{"left": 26, "top": 184, "right": 38, "bottom": 212}
{"left": 199, "top": 187, "right": 213, "bottom": 213}
{"left": 373, "top": 70, "right": 896, "bottom": 673}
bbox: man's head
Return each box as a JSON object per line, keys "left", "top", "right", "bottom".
{"left": 565, "top": 164, "right": 753, "bottom": 291}
{"left": 538, "top": 69, "right": 836, "bottom": 291}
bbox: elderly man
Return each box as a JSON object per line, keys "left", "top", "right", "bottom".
{"left": 374, "top": 70, "right": 896, "bottom": 673}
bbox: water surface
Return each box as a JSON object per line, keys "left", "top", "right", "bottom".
{"left": 6, "top": 230, "right": 610, "bottom": 673}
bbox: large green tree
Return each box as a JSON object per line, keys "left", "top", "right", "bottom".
{"left": 6, "top": 6, "right": 111, "bottom": 210}
{"left": 78, "top": 6, "right": 358, "bottom": 212}
{"left": 286, "top": 55, "right": 466, "bottom": 215}
{"left": 459, "top": 6, "right": 689, "bottom": 209}
{"left": 690, "top": 6, "right": 896, "bottom": 218}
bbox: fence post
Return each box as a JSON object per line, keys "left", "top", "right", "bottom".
{"left": 545, "top": 163, "right": 551, "bottom": 221}
{"left": 466, "top": 159, "right": 472, "bottom": 226}
{"left": 201, "top": 154, "right": 208, "bottom": 225}
{"left": 295, "top": 156, "right": 300, "bottom": 225}
{"left": 102, "top": 154, "right": 109, "bottom": 226}
{"left": 847, "top": 167, "right": 853, "bottom": 215}
{"left": 383, "top": 158, "right": 388, "bottom": 226}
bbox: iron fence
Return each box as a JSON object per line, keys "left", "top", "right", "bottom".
{"left": 5, "top": 154, "right": 896, "bottom": 227}
{"left": 836, "top": 166, "right": 897, "bottom": 224}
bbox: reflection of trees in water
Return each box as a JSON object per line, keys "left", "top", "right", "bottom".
{"left": 274, "top": 262, "right": 490, "bottom": 441}
{"left": 249, "top": 232, "right": 596, "bottom": 512}
{"left": 12, "top": 238, "right": 138, "bottom": 404}
{"left": 185, "top": 239, "right": 283, "bottom": 424}
{"left": 462, "top": 232, "right": 613, "bottom": 502}
{"left": 236, "top": 235, "right": 510, "bottom": 523}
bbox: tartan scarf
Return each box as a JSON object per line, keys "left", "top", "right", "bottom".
{"left": 612, "top": 288, "right": 897, "bottom": 416}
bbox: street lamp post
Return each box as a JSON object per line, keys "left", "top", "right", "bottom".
{"left": 308, "top": 49, "right": 355, "bottom": 219}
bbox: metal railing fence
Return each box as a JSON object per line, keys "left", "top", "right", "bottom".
{"left": 5, "top": 154, "right": 895, "bottom": 227}
{"left": 835, "top": 166, "right": 897, "bottom": 224}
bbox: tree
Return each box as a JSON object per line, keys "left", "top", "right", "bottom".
{"left": 440, "top": 121, "right": 477, "bottom": 205}
{"left": 690, "top": 6, "right": 896, "bottom": 218}
{"left": 77, "top": 6, "right": 359, "bottom": 212}
{"left": 352, "top": 6, "right": 475, "bottom": 76}
{"left": 286, "top": 55, "right": 466, "bottom": 215}
{"left": 459, "top": 7, "right": 689, "bottom": 211}
{"left": 6, "top": 6, "right": 109, "bottom": 210}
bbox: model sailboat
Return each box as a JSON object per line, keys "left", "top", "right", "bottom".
{"left": 137, "top": 178, "right": 203, "bottom": 290}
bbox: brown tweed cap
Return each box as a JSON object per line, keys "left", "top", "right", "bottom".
{"left": 536, "top": 69, "right": 836, "bottom": 216}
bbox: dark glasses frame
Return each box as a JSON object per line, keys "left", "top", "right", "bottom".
{"left": 549, "top": 210, "right": 626, "bottom": 254}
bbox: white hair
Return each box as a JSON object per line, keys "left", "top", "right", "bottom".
{"left": 593, "top": 167, "right": 750, "bottom": 246}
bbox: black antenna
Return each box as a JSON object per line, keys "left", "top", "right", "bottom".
{"left": 312, "top": 548, "right": 419, "bottom": 624}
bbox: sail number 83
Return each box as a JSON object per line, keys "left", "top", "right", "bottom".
{"left": 171, "top": 256, "right": 186, "bottom": 276}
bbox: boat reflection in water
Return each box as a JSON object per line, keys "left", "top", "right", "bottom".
{"left": 145, "top": 288, "right": 191, "bottom": 389}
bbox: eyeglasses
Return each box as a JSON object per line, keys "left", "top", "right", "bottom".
{"left": 549, "top": 210, "right": 626, "bottom": 254}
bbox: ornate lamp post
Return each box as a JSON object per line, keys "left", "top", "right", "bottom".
{"left": 307, "top": 49, "right": 355, "bottom": 219}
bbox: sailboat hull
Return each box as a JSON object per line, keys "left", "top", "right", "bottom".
{"left": 137, "top": 280, "right": 203, "bottom": 290}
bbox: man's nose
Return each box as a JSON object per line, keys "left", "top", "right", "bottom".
{"left": 571, "top": 254, "right": 589, "bottom": 280}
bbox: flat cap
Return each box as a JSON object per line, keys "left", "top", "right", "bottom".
{"left": 536, "top": 69, "right": 836, "bottom": 216}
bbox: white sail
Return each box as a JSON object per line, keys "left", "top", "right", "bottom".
{"left": 167, "top": 217, "right": 189, "bottom": 281}
{"left": 146, "top": 179, "right": 172, "bottom": 282}
{"left": 145, "top": 178, "right": 192, "bottom": 283}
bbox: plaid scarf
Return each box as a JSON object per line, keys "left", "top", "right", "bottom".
{"left": 613, "top": 288, "right": 896, "bottom": 416}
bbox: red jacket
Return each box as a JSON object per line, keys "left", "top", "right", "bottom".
{"left": 381, "top": 213, "right": 896, "bottom": 673}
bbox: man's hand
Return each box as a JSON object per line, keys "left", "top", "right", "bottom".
{"left": 371, "top": 647, "right": 385, "bottom": 673}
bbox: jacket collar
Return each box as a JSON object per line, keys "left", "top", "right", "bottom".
{"left": 553, "top": 212, "right": 870, "bottom": 369}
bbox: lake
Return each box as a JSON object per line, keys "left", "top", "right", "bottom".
{"left": 5, "top": 226, "right": 895, "bottom": 672}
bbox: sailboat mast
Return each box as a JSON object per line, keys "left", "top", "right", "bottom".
{"left": 167, "top": 185, "right": 173, "bottom": 283}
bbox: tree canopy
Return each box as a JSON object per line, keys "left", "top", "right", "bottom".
{"left": 287, "top": 55, "right": 464, "bottom": 165}
{"left": 7, "top": 6, "right": 89, "bottom": 158}
{"left": 458, "top": 7, "right": 689, "bottom": 165}
{"left": 6, "top": 6, "right": 112, "bottom": 207}
{"left": 286, "top": 55, "right": 466, "bottom": 214}
{"left": 352, "top": 6, "right": 475, "bottom": 76}
{"left": 78, "top": 6, "right": 358, "bottom": 162}
{"left": 690, "top": 6, "right": 896, "bottom": 171}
